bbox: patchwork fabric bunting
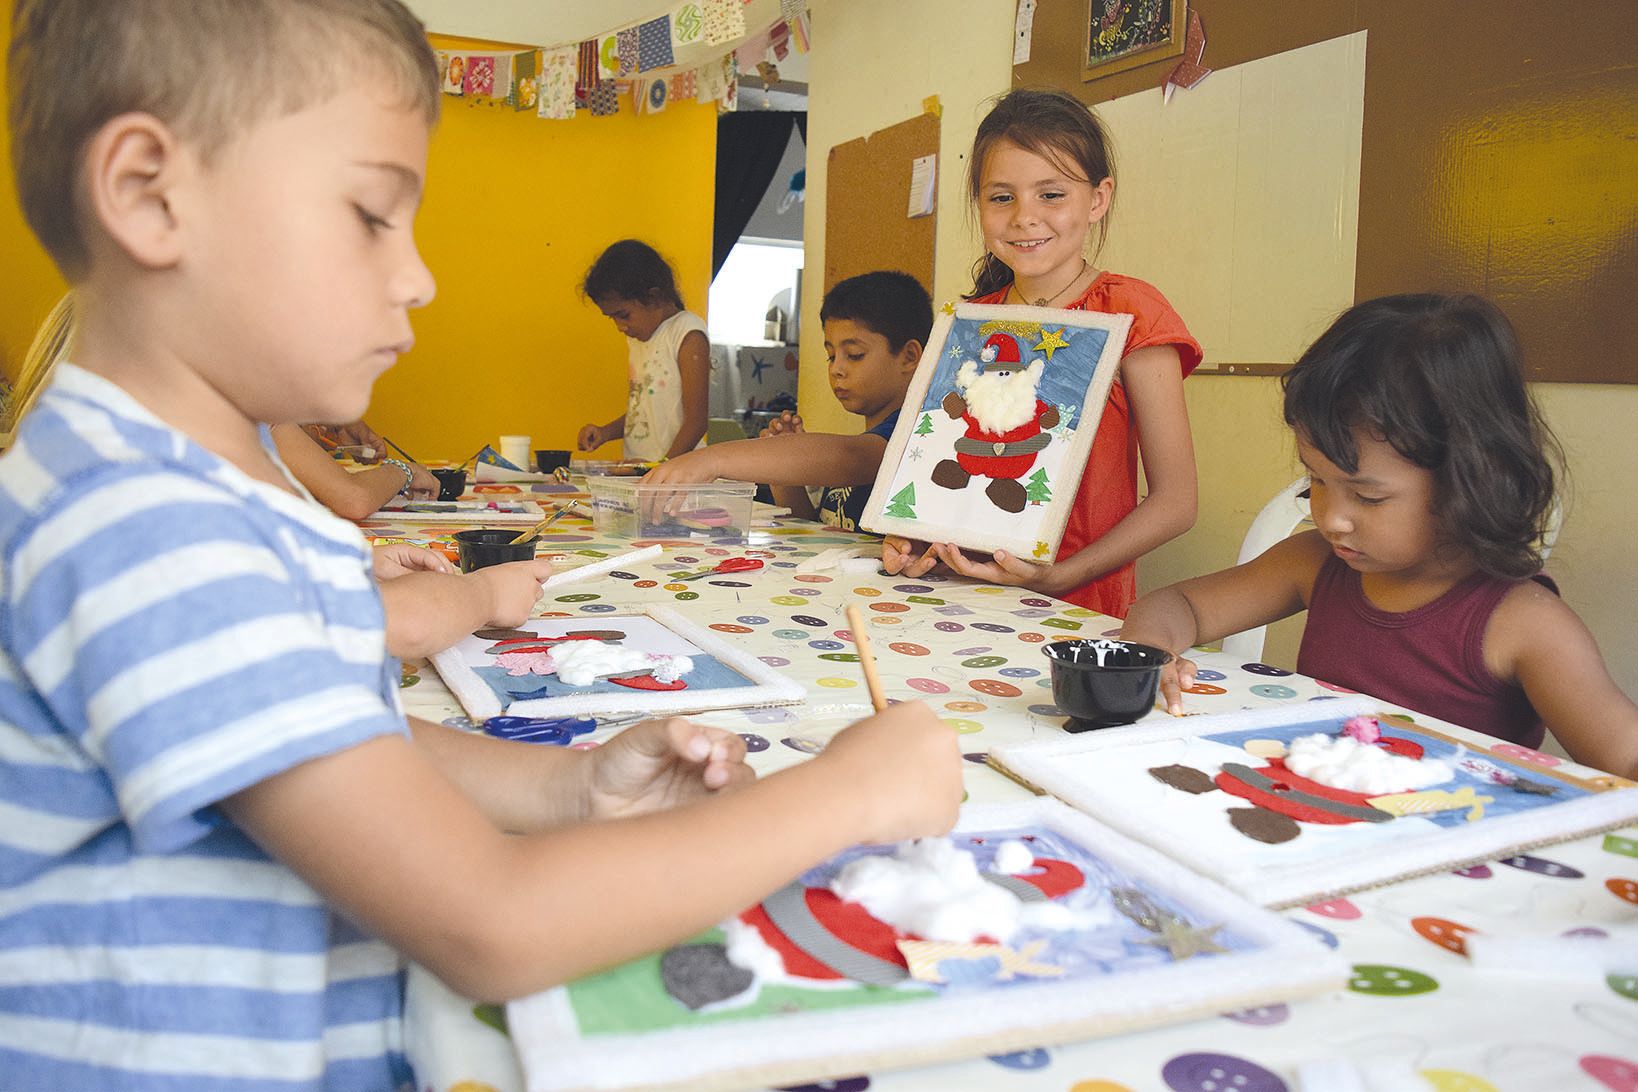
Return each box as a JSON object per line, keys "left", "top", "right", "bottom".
{"left": 668, "top": 69, "right": 697, "bottom": 101}
{"left": 587, "top": 83, "right": 621, "bottom": 117}
{"left": 702, "top": 0, "right": 745, "bottom": 46}
{"left": 538, "top": 45, "right": 578, "bottom": 119}
{"left": 510, "top": 51, "right": 539, "bottom": 111}
{"left": 616, "top": 27, "right": 639, "bottom": 77}
{"left": 769, "top": 19, "right": 791, "bottom": 60}
{"left": 597, "top": 34, "right": 620, "bottom": 80}
{"left": 463, "top": 54, "right": 496, "bottom": 97}
{"left": 441, "top": 52, "right": 466, "bottom": 95}
{"left": 788, "top": 12, "right": 811, "bottom": 54}
{"left": 637, "top": 15, "right": 675, "bottom": 71}
{"left": 671, "top": 2, "right": 705, "bottom": 48}
{"left": 575, "top": 40, "right": 601, "bottom": 98}
{"left": 634, "top": 77, "right": 669, "bottom": 114}
{"left": 779, "top": 0, "right": 804, "bottom": 20}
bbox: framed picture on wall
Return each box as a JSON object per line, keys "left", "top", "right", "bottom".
{"left": 1082, "top": 0, "right": 1186, "bottom": 80}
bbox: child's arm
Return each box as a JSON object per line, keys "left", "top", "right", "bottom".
{"left": 1120, "top": 530, "right": 1328, "bottom": 713}
{"left": 221, "top": 699, "right": 962, "bottom": 1001}
{"left": 1487, "top": 584, "right": 1638, "bottom": 779}
{"left": 578, "top": 415, "right": 626, "bottom": 453}
{"left": 272, "top": 424, "right": 435, "bottom": 519}
{"left": 643, "top": 430, "right": 888, "bottom": 491}
{"left": 925, "top": 346, "right": 1197, "bottom": 595}
{"left": 378, "top": 558, "right": 559, "bottom": 660}
{"left": 662, "top": 330, "right": 712, "bottom": 458}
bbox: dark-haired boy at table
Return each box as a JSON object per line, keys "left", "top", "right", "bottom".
{"left": 0, "top": 3, "right": 963, "bottom": 1088}
{"left": 1120, "top": 294, "right": 1638, "bottom": 779}
{"left": 643, "top": 270, "right": 934, "bottom": 533}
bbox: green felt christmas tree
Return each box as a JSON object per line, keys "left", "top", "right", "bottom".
{"left": 914, "top": 413, "right": 934, "bottom": 436}
{"left": 885, "top": 483, "right": 917, "bottom": 519}
{"left": 1025, "top": 466, "right": 1052, "bottom": 505}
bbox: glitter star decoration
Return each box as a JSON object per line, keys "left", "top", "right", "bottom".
{"left": 1033, "top": 326, "right": 1070, "bottom": 361}
{"left": 1140, "top": 918, "right": 1228, "bottom": 960}
{"left": 941, "top": 301, "right": 957, "bottom": 315}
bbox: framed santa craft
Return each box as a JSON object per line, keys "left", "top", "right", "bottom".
{"left": 860, "top": 303, "right": 1131, "bottom": 561}
{"left": 429, "top": 606, "right": 805, "bottom": 722}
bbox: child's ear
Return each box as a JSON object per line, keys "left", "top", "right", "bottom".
{"left": 82, "top": 112, "right": 187, "bottom": 270}
{"left": 1088, "top": 176, "right": 1115, "bottom": 226}
{"left": 898, "top": 340, "right": 924, "bottom": 373}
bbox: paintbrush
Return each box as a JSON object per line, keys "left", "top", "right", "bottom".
{"left": 844, "top": 603, "right": 889, "bottom": 712}
{"left": 380, "top": 435, "right": 419, "bottom": 464}
{"left": 508, "top": 501, "right": 587, "bottom": 545}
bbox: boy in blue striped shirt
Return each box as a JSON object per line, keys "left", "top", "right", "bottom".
{"left": 0, "top": 3, "right": 963, "bottom": 1088}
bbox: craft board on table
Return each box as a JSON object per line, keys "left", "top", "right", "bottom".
{"left": 861, "top": 302, "right": 1130, "bottom": 562}
{"left": 990, "top": 697, "right": 1638, "bottom": 908}
{"left": 506, "top": 798, "right": 1347, "bottom": 1092}
{"left": 429, "top": 607, "right": 803, "bottom": 722}
{"left": 375, "top": 497, "right": 545, "bottom": 523}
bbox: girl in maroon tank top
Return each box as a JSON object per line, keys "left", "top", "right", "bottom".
{"left": 1120, "top": 294, "right": 1638, "bottom": 779}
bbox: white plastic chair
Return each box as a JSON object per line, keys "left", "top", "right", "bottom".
{"left": 1218, "top": 479, "right": 1563, "bottom": 663}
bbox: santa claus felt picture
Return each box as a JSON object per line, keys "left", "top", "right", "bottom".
{"left": 862, "top": 303, "right": 1131, "bottom": 561}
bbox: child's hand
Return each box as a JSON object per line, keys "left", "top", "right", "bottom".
{"left": 577, "top": 424, "right": 604, "bottom": 452}
{"left": 931, "top": 543, "right": 1052, "bottom": 589}
{"left": 1156, "top": 653, "right": 1198, "bottom": 716}
{"left": 372, "top": 544, "right": 457, "bottom": 579}
{"left": 584, "top": 717, "right": 753, "bottom": 819}
{"left": 881, "top": 535, "right": 941, "bottom": 577}
{"left": 816, "top": 701, "right": 962, "bottom": 843}
{"left": 470, "top": 558, "right": 558, "bottom": 626}
{"left": 759, "top": 411, "right": 804, "bottom": 438}
{"left": 406, "top": 464, "right": 440, "bottom": 499}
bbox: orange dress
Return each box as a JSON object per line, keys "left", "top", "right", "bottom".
{"left": 972, "top": 272, "right": 1201, "bottom": 617}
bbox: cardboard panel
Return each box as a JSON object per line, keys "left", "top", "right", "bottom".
{"left": 823, "top": 112, "right": 939, "bottom": 294}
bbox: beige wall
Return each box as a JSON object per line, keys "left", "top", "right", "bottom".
{"left": 804, "top": 4, "right": 1638, "bottom": 701}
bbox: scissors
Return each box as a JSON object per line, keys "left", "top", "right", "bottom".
{"left": 482, "top": 715, "right": 597, "bottom": 745}
{"left": 672, "top": 557, "right": 765, "bottom": 581}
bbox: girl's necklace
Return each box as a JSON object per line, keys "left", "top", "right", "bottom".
{"left": 1010, "top": 259, "right": 1090, "bottom": 308}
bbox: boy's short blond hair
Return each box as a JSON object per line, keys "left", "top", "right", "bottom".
{"left": 8, "top": 0, "right": 441, "bottom": 280}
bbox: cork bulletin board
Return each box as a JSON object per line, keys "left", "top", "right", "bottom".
{"left": 1014, "top": 0, "right": 1637, "bottom": 384}
{"left": 823, "top": 111, "right": 939, "bottom": 294}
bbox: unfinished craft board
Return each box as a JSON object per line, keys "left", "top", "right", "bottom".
{"left": 991, "top": 697, "right": 1638, "bottom": 908}
{"left": 861, "top": 302, "right": 1130, "bottom": 561}
{"left": 507, "top": 798, "right": 1347, "bottom": 1092}
{"left": 429, "top": 607, "right": 804, "bottom": 722}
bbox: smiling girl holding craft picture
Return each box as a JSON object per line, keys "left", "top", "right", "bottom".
{"left": 883, "top": 89, "right": 1201, "bottom": 619}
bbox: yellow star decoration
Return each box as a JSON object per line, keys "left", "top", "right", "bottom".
{"left": 941, "top": 301, "right": 957, "bottom": 315}
{"left": 1033, "top": 326, "right": 1070, "bottom": 362}
{"left": 1140, "top": 919, "right": 1228, "bottom": 960}
{"left": 1033, "top": 540, "right": 1052, "bottom": 559}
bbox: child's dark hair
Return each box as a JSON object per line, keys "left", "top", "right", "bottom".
{"left": 820, "top": 271, "right": 933, "bottom": 353}
{"left": 1283, "top": 294, "right": 1562, "bottom": 579}
{"left": 966, "top": 89, "right": 1115, "bottom": 300}
{"left": 581, "top": 239, "right": 685, "bottom": 310}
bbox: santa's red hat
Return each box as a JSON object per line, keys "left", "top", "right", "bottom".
{"left": 978, "top": 333, "right": 1024, "bottom": 372}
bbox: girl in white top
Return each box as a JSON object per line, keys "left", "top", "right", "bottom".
{"left": 575, "top": 239, "right": 710, "bottom": 462}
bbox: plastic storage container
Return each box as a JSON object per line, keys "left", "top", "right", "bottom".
{"left": 588, "top": 478, "right": 757, "bottom": 543}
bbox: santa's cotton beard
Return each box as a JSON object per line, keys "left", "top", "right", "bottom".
{"left": 956, "top": 360, "right": 1043, "bottom": 433}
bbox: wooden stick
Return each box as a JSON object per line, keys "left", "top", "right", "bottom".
{"left": 845, "top": 603, "right": 888, "bottom": 712}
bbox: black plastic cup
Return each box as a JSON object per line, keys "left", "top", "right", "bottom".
{"left": 453, "top": 529, "right": 538, "bottom": 572}
{"left": 431, "top": 468, "right": 467, "bottom": 501}
{"left": 535, "top": 449, "right": 572, "bottom": 474}
{"left": 1041, "top": 639, "right": 1173, "bottom": 732}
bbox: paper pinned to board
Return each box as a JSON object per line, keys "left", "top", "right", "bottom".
{"left": 908, "top": 154, "right": 937, "bottom": 218}
{"left": 1013, "top": 0, "right": 1038, "bottom": 65}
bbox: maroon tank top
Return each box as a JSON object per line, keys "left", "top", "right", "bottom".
{"left": 1296, "top": 555, "right": 1557, "bottom": 748}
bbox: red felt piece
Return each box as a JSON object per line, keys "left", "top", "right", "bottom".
{"left": 609, "top": 674, "right": 688, "bottom": 691}
{"left": 1014, "top": 857, "right": 1084, "bottom": 899}
{"left": 1215, "top": 764, "right": 1379, "bottom": 825}
{"left": 1376, "top": 735, "right": 1425, "bottom": 760}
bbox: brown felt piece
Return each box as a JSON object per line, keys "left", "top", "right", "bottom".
{"left": 567, "top": 629, "right": 627, "bottom": 641}
{"left": 1228, "top": 806, "right": 1301, "bottom": 845}
{"left": 474, "top": 627, "right": 536, "bottom": 641}
{"left": 1148, "top": 764, "right": 1217, "bottom": 795}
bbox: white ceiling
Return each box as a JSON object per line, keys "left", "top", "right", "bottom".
{"left": 403, "top": 0, "right": 794, "bottom": 53}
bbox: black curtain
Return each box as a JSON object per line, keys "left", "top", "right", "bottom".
{"left": 713, "top": 112, "right": 806, "bottom": 277}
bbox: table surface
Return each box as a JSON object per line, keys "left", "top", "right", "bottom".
{"left": 363, "top": 492, "right": 1638, "bottom": 1092}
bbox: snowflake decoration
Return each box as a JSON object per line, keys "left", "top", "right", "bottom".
{"left": 908, "top": 446, "right": 924, "bottom": 462}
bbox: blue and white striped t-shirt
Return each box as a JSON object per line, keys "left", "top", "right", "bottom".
{"left": 0, "top": 365, "right": 413, "bottom": 1090}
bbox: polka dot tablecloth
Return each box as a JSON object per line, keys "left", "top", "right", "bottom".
{"left": 379, "top": 513, "right": 1638, "bottom": 1092}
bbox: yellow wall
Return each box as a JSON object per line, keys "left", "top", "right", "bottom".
{"left": 0, "top": 15, "right": 70, "bottom": 385}
{"left": 0, "top": 19, "right": 717, "bottom": 465}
